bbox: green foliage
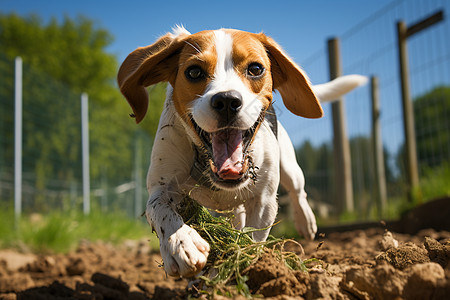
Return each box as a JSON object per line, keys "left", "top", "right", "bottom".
{"left": 295, "top": 141, "right": 334, "bottom": 203}
{"left": 0, "top": 14, "right": 115, "bottom": 91}
{"left": 397, "top": 86, "right": 450, "bottom": 177}
{"left": 419, "top": 163, "right": 450, "bottom": 201}
{"left": 270, "top": 218, "right": 300, "bottom": 239}
{"left": 0, "top": 13, "right": 128, "bottom": 205}
{"left": 414, "top": 86, "right": 450, "bottom": 171}
{"left": 295, "top": 137, "right": 394, "bottom": 210}
{"left": 139, "top": 83, "right": 168, "bottom": 138}
{"left": 21, "top": 213, "right": 75, "bottom": 253}
{"left": 0, "top": 13, "right": 167, "bottom": 211}
{"left": 0, "top": 207, "right": 154, "bottom": 253}
{"left": 0, "top": 206, "right": 16, "bottom": 247}
{"left": 177, "top": 195, "right": 254, "bottom": 265}
{"left": 0, "top": 53, "right": 14, "bottom": 173}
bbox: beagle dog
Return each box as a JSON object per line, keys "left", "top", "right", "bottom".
{"left": 118, "top": 26, "right": 366, "bottom": 278}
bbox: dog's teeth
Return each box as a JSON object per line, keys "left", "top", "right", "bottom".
{"left": 210, "top": 160, "right": 218, "bottom": 173}
{"left": 241, "top": 158, "right": 249, "bottom": 174}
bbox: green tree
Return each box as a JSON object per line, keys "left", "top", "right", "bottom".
{"left": 139, "top": 83, "right": 167, "bottom": 138}
{"left": 0, "top": 13, "right": 165, "bottom": 210}
{"left": 413, "top": 86, "right": 450, "bottom": 170}
{"left": 295, "top": 141, "right": 334, "bottom": 203}
{"left": 396, "top": 86, "right": 450, "bottom": 177}
{"left": 295, "top": 136, "right": 394, "bottom": 212}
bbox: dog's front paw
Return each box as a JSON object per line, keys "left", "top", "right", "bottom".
{"left": 293, "top": 198, "right": 317, "bottom": 240}
{"left": 160, "top": 224, "right": 210, "bottom": 277}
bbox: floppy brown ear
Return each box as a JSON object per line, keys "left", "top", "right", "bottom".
{"left": 117, "top": 33, "right": 185, "bottom": 123}
{"left": 258, "top": 34, "right": 323, "bottom": 118}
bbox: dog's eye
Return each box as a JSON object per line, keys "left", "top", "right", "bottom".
{"left": 247, "top": 63, "right": 265, "bottom": 77}
{"left": 185, "top": 66, "right": 205, "bottom": 82}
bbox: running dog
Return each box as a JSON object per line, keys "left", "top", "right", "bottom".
{"left": 117, "top": 26, "right": 366, "bottom": 277}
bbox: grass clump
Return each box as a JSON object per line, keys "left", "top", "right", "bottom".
{"left": 419, "top": 163, "right": 450, "bottom": 201}
{"left": 176, "top": 195, "right": 312, "bottom": 298}
{"left": 177, "top": 195, "right": 253, "bottom": 263}
{"left": 0, "top": 207, "right": 154, "bottom": 253}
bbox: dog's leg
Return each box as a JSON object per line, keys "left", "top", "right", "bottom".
{"left": 145, "top": 187, "right": 210, "bottom": 277}
{"left": 242, "top": 126, "right": 280, "bottom": 242}
{"left": 278, "top": 123, "right": 317, "bottom": 240}
{"left": 144, "top": 108, "right": 210, "bottom": 277}
{"left": 245, "top": 197, "right": 278, "bottom": 241}
{"left": 232, "top": 204, "right": 246, "bottom": 230}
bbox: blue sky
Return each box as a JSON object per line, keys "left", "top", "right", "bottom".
{"left": 2, "top": 0, "right": 427, "bottom": 154}
{"left": 1, "top": 0, "right": 392, "bottom": 66}
{"left": 4, "top": 0, "right": 450, "bottom": 180}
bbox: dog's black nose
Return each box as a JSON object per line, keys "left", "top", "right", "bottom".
{"left": 211, "top": 91, "right": 243, "bottom": 115}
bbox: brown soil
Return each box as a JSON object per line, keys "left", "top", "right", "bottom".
{"left": 0, "top": 240, "right": 187, "bottom": 300}
{"left": 1, "top": 229, "right": 449, "bottom": 299}
{"left": 2, "top": 197, "right": 450, "bottom": 299}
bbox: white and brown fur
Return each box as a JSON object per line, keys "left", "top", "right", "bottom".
{"left": 118, "top": 26, "right": 366, "bottom": 277}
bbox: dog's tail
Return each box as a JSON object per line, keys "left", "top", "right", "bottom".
{"left": 312, "top": 74, "right": 368, "bottom": 103}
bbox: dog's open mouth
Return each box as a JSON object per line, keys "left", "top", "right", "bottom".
{"left": 191, "top": 113, "right": 263, "bottom": 184}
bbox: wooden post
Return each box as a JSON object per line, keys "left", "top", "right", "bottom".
{"left": 395, "top": 11, "right": 444, "bottom": 201}
{"left": 397, "top": 21, "right": 420, "bottom": 201}
{"left": 327, "top": 38, "right": 354, "bottom": 214}
{"left": 371, "top": 76, "right": 387, "bottom": 216}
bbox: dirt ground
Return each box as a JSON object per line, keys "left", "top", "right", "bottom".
{"left": 1, "top": 200, "right": 449, "bottom": 299}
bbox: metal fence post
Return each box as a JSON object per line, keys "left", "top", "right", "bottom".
{"left": 327, "top": 38, "right": 354, "bottom": 214}
{"left": 81, "top": 93, "right": 90, "bottom": 215}
{"left": 14, "top": 57, "right": 23, "bottom": 220}
{"left": 370, "top": 76, "right": 387, "bottom": 216}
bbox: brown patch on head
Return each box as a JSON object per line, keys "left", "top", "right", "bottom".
{"left": 228, "top": 30, "right": 273, "bottom": 112}
{"left": 171, "top": 31, "right": 217, "bottom": 122}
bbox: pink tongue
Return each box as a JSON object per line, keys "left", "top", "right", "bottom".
{"left": 211, "top": 129, "right": 244, "bottom": 180}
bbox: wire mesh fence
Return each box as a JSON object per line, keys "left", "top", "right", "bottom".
{"left": 280, "top": 0, "right": 450, "bottom": 220}
{"left": 0, "top": 52, "right": 152, "bottom": 217}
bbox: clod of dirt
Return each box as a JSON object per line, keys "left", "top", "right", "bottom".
{"left": 17, "top": 281, "right": 76, "bottom": 299}
{"left": 91, "top": 272, "right": 130, "bottom": 293}
{"left": 0, "top": 293, "right": 16, "bottom": 300}
{"left": 376, "top": 242, "right": 430, "bottom": 269}
{"left": 340, "top": 260, "right": 450, "bottom": 300}
{"left": 424, "top": 237, "right": 450, "bottom": 268}
{"left": 403, "top": 262, "right": 448, "bottom": 299}
{"left": 341, "top": 262, "right": 407, "bottom": 299}
{"left": 76, "top": 281, "right": 128, "bottom": 300}
{"left": 306, "top": 273, "right": 342, "bottom": 299}
{"left": 153, "top": 286, "right": 186, "bottom": 299}
{"left": 65, "top": 256, "right": 86, "bottom": 276}
{"left": 0, "top": 250, "right": 36, "bottom": 272}
{"left": 0, "top": 273, "right": 34, "bottom": 293}
{"left": 21, "top": 255, "right": 66, "bottom": 277}
{"left": 243, "top": 251, "right": 308, "bottom": 297}
{"left": 378, "top": 231, "right": 399, "bottom": 251}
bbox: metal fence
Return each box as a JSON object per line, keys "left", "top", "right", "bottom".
{"left": 279, "top": 0, "right": 450, "bottom": 219}
{"left": 0, "top": 52, "right": 152, "bottom": 217}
